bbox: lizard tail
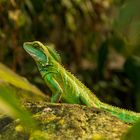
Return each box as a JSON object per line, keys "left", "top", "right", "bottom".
{"left": 98, "top": 102, "right": 140, "bottom": 123}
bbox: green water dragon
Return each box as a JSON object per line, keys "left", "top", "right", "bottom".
{"left": 23, "top": 41, "right": 140, "bottom": 123}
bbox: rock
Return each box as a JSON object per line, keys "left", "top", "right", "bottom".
{"left": 0, "top": 101, "right": 130, "bottom": 140}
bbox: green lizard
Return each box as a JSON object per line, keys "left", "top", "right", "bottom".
{"left": 23, "top": 41, "right": 140, "bottom": 123}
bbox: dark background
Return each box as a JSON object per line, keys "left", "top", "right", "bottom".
{"left": 0, "top": 0, "right": 140, "bottom": 111}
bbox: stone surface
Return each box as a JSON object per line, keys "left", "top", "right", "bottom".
{"left": 0, "top": 101, "right": 130, "bottom": 140}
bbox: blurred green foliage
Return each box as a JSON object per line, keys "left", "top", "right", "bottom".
{"left": 0, "top": 0, "right": 140, "bottom": 112}
{"left": 123, "top": 120, "right": 140, "bottom": 140}
{"left": 0, "top": 83, "right": 37, "bottom": 131}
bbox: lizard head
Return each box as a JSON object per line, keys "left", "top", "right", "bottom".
{"left": 23, "top": 41, "right": 51, "bottom": 66}
{"left": 23, "top": 41, "right": 61, "bottom": 66}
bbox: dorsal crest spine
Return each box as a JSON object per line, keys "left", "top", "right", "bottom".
{"left": 45, "top": 44, "right": 61, "bottom": 63}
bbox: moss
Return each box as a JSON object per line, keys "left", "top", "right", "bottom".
{"left": 0, "top": 101, "right": 130, "bottom": 140}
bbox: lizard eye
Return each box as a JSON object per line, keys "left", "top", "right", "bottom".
{"left": 33, "top": 42, "right": 44, "bottom": 52}
{"left": 33, "top": 43, "right": 39, "bottom": 48}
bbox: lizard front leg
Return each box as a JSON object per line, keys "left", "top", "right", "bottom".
{"left": 44, "top": 73, "right": 63, "bottom": 103}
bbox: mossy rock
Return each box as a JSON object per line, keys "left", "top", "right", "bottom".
{"left": 0, "top": 101, "right": 130, "bottom": 140}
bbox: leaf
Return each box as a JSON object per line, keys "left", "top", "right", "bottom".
{"left": 0, "top": 63, "right": 46, "bottom": 98}
{"left": 0, "top": 83, "right": 37, "bottom": 131}
{"left": 123, "top": 120, "right": 140, "bottom": 140}
{"left": 97, "top": 40, "right": 109, "bottom": 78}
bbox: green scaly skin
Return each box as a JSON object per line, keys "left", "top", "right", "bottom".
{"left": 23, "top": 41, "right": 140, "bottom": 123}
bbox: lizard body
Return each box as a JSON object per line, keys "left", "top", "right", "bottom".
{"left": 23, "top": 41, "right": 140, "bottom": 123}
